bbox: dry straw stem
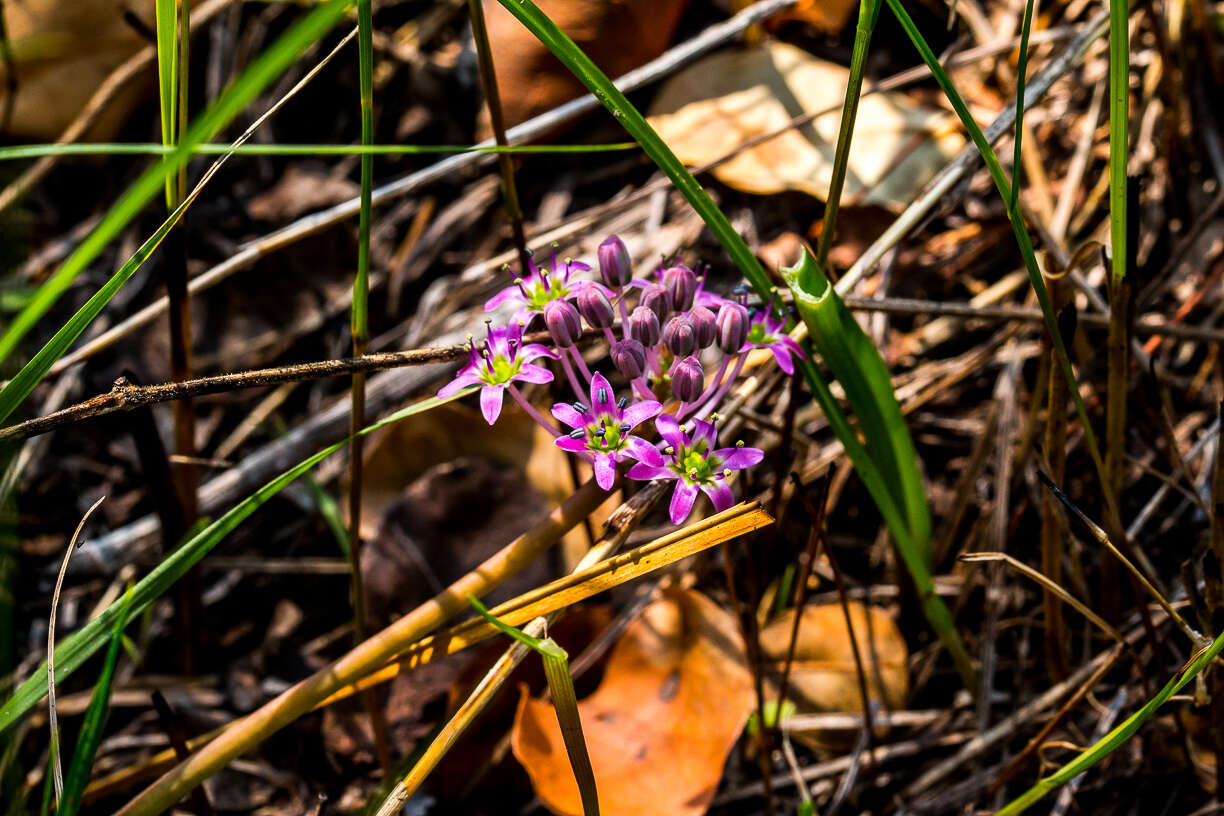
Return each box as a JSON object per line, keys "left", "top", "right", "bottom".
{"left": 958, "top": 553, "right": 1125, "bottom": 647}
{"left": 113, "top": 477, "right": 606, "bottom": 816}
{"left": 46, "top": 496, "right": 107, "bottom": 807}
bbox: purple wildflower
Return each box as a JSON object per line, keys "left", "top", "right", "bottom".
{"left": 743, "top": 308, "right": 806, "bottom": 375}
{"left": 437, "top": 322, "right": 559, "bottom": 425}
{"left": 484, "top": 247, "right": 595, "bottom": 325}
{"left": 552, "top": 373, "right": 664, "bottom": 489}
{"left": 626, "top": 413, "right": 764, "bottom": 524}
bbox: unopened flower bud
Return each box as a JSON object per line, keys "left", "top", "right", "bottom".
{"left": 628, "top": 305, "right": 660, "bottom": 346}
{"left": 689, "top": 305, "right": 716, "bottom": 348}
{"left": 639, "top": 283, "right": 672, "bottom": 321}
{"left": 544, "top": 298, "right": 582, "bottom": 347}
{"left": 662, "top": 264, "right": 698, "bottom": 311}
{"left": 598, "top": 235, "right": 633, "bottom": 287}
{"left": 610, "top": 339, "right": 647, "bottom": 379}
{"left": 662, "top": 314, "right": 696, "bottom": 357}
{"left": 576, "top": 286, "right": 615, "bottom": 329}
{"left": 716, "top": 301, "right": 750, "bottom": 354}
{"left": 671, "top": 356, "right": 704, "bottom": 402}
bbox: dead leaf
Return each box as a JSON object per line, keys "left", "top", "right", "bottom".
{"left": 247, "top": 165, "right": 361, "bottom": 222}
{"left": 512, "top": 587, "right": 751, "bottom": 816}
{"left": 758, "top": 601, "right": 908, "bottom": 715}
{"left": 1, "top": 0, "right": 155, "bottom": 140}
{"left": 483, "top": 0, "right": 690, "bottom": 133}
{"left": 743, "top": 0, "right": 857, "bottom": 34}
{"left": 646, "top": 42, "right": 966, "bottom": 210}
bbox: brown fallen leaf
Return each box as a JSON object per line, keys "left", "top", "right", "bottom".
{"left": 758, "top": 601, "right": 908, "bottom": 715}
{"left": 482, "top": 0, "right": 690, "bottom": 133}
{"left": 646, "top": 42, "right": 966, "bottom": 210}
{"left": 512, "top": 587, "right": 752, "bottom": 816}
{"left": 0, "top": 0, "right": 155, "bottom": 140}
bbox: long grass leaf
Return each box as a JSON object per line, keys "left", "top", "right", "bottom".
{"left": 882, "top": 0, "right": 1112, "bottom": 497}
{"left": 996, "top": 629, "right": 1224, "bottom": 814}
{"left": 0, "top": 0, "right": 350, "bottom": 410}
{"left": 0, "top": 143, "right": 637, "bottom": 159}
{"left": 56, "top": 588, "right": 136, "bottom": 816}
{"left": 0, "top": 389, "right": 470, "bottom": 736}
{"left": 783, "top": 249, "right": 975, "bottom": 686}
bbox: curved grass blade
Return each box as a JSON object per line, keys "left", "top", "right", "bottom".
{"left": 0, "top": 0, "right": 350, "bottom": 417}
{"left": 56, "top": 587, "right": 136, "bottom": 816}
{"left": 783, "top": 249, "right": 974, "bottom": 687}
{"left": 996, "top": 629, "right": 1224, "bottom": 814}
{"left": 492, "top": 0, "right": 977, "bottom": 688}
{"left": 0, "top": 389, "right": 471, "bottom": 736}
{"left": 882, "top": 0, "right": 1111, "bottom": 501}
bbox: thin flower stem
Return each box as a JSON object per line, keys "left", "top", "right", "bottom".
{"left": 559, "top": 354, "right": 587, "bottom": 400}
{"left": 602, "top": 328, "right": 617, "bottom": 346}
{"left": 509, "top": 385, "right": 560, "bottom": 436}
{"left": 568, "top": 346, "right": 594, "bottom": 384}
{"left": 616, "top": 292, "right": 631, "bottom": 339}
{"left": 695, "top": 354, "right": 746, "bottom": 420}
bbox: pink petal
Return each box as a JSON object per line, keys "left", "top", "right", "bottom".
{"left": 593, "top": 454, "right": 617, "bottom": 490}
{"left": 590, "top": 372, "right": 615, "bottom": 415}
{"left": 519, "top": 343, "right": 561, "bottom": 362}
{"left": 555, "top": 436, "right": 588, "bottom": 453}
{"left": 626, "top": 463, "right": 673, "bottom": 481}
{"left": 703, "top": 479, "right": 735, "bottom": 512}
{"left": 515, "top": 364, "right": 555, "bottom": 385}
{"left": 484, "top": 287, "right": 523, "bottom": 312}
{"left": 770, "top": 344, "right": 795, "bottom": 375}
{"left": 437, "top": 369, "right": 481, "bottom": 398}
{"left": 621, "top": 400, "right": 662, "bottom": 430}
{"left": 655, "top": 412, "right": 686, "bottom": 451}
{"left": 551, "top": 403, "right": 586, "bottom": 429}
{"left": 714, "top": 447, "right": 765, "bottom": 470}
{"left": 690, "top": 419, "right": 718, "bottom": 450}
{"left": 480, "top": 386, "right": 505, "bottom": 425}
{"left": 669, "top": 481, "right": 701, "bottom": 525}
{"left": 622, "top": 435, "right": 664, "bottom": 467}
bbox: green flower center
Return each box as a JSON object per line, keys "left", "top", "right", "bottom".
{"left": 526, "top": 280, "right": 572, "bottom": 312}
{"left": 746, "top": 323, "right": 770, "bottom": 345}
{"left": 586, "top": 417, "right": 625, "bottom": 454}
{"left": 672, "top": 443, "right": 720, "bottom": 485}
{"left": 480, "top": 354, "right": 521, "bottom": 386}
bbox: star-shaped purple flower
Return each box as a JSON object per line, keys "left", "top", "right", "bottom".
{"left": 552, "top": 372, "right": 664, "bottom": 489}
{"left": 484, "top": 247, "right": 595, "bottom": 325}
{"left": 627, "top": 413, "right": 763, "bottom": 524}
{"left": 437, "top": 322, "right": 559, "bottom": 424}
{"left": 743, "top": 309, "right": 806, "bottom": 375}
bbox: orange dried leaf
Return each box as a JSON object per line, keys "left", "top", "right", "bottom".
{"left": 512, "top": 587, "right": 752, "bottom": 816}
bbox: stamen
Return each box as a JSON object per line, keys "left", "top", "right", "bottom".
{"left": 664, "top": 446, "right": 675, "bottom": 455}
{"left": 597, "top": 387, "right": 609, "bottom": 404}
{"left": 736, "top": 440, "right": 745, "bottom": 448}
{"left": 617, "top": 397, "right": 628, "bottom": 410}
{"left": 619, "top": 424, "right": 630, "bottom": 433}
{"left": 569, "top": 429, "right": 585, "bottom": 439}
{"left": 723, "top": 469, "right": 732, "bottom": 478}
{"left": 572, "top": 401, "right": 588, "bottom": 413}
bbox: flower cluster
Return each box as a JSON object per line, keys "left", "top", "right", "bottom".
{"left": 438, "top": 237, "right": 791, "bottom": 524}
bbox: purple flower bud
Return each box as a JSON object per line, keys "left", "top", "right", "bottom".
{"left": 576, "top": 285, "right": 615, "bottom": 329}
{"left": 611, "top": 339, "right": 647, "bottom": 379}
{"left": 639, "top": 283, "right": 672, "bottom": 322}
{"left": 662, "top": 265, "right": 698, "bottom": 311}
{"left": 544, "top": 298, "right": 582, "bottom": 348}
{"left": 671, "top": 356, "right": 704, "bottom": 402}
{"left": 628, "top": 305, "right": 660, "bottom": 347}
{"left": 662, "top": 314, "right": 696, "bottom": 357}
{"left": 689, "top": 305, "right": 716, "bottom": 349}
{"left": 716, "top": 301, "right": 750, "bottom": 354}
{"left": 598, "top": 235, "right": 633, "bottom": 287}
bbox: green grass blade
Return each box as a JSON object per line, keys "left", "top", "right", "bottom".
{"left": 1108, "top": 0, "right": 1128, "bottom": 285}
{"left": 155, "top": 0, "right": 179, "bottom": 203}
{"left": 493, "top": 0, "right": 977, "bottom": 687}
{"left": 815, "top": 0, "right": 879, "bottom": 270}
{"left": 467, "top": 596, "right": 598, "bottom": 816}
{"left": 0, "top": 389, "right": 471, "bottom": 736}
{"left": 882, "top": 0, "right": 1111, "bottom": 501}
{"left": 1009, "top": 0, "right": 1037, "bottom": 211}
{"left": 784, "top": 249, "right": 975, "bottom": 687}
{"left": 0, "top": 142, "right": 638, "bottom": 159}
{"left": 56, "top": 587, "right": 136, "bottom": 816}
{"left": 0, "top": 0, "right": 350, "bottom": 401}
{"left": 997, "top": 631, "right": 1224, "bottom": 814}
